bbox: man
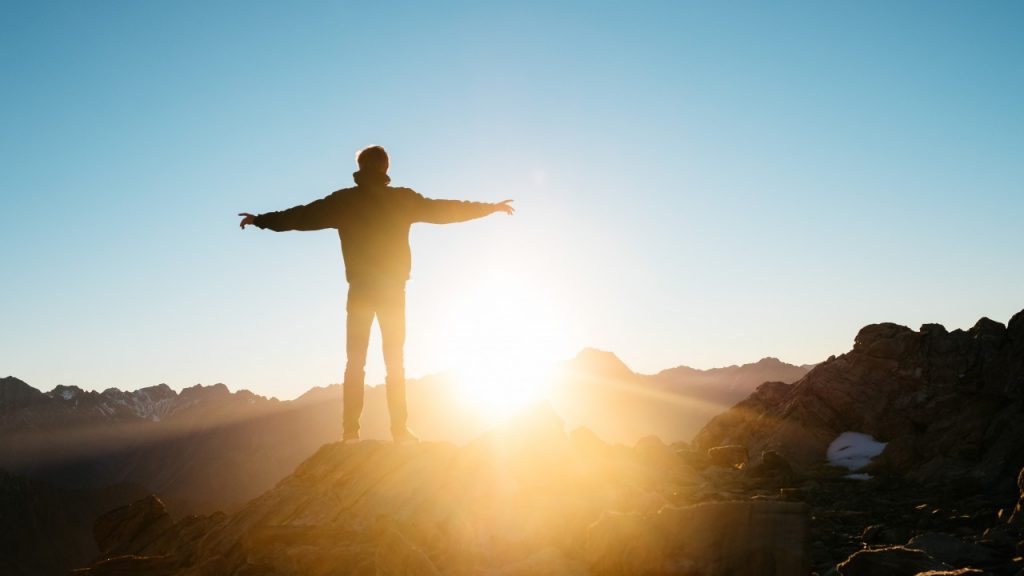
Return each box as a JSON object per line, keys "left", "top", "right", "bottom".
{"left": 239, "top": 145, "right": 513, "bottom": 444}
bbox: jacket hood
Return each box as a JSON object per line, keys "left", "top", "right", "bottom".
{"left": 353, "top": 170, "right": 391, "bottom": 187}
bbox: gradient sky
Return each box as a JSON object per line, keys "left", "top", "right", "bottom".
{"left": 2, "top": 1, "right": 1022, "bottom": 400}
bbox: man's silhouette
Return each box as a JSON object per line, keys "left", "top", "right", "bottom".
{"left": 240, "top": 146, "right": 513, "bottom": 444}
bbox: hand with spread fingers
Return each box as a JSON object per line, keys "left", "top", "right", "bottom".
{"left": 493, "top": 199, "right": 515, "bottom": 215}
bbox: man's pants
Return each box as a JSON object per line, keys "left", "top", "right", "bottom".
{"left": 342, "top": 281, "right": 407, "bottom": 437}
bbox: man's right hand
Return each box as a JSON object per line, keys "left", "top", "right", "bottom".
{"left": 493, "top": 200, "right": 515, "bottom": 216}
{"left": 239, "top": 212, "right": 256, "bottom": 229}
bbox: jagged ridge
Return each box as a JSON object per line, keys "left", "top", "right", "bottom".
{"left": 694, "top": 310, "right": 1024, "bottom": 491}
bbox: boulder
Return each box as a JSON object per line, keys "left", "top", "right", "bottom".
{"left": 93, "top": 495, "right": 174, "bottom": 558}
{"left": 749, "top": 449, "right": 795, "bottom": 478}
{"left": 854, "top": 322, "right": 918, "bottom": 360}
{"left": 707, "top": 445, "right": 748, "bottom": 469}
{"left": 861, "top": 523, "right": 910, "bottom": 546}
{"left": 836, "top": 546, "right": 952, "bottom": 576}
{"left": 905, "top": 532, "right": 997, "bottom": 568}
{"left": 81, "top": 495, "right": 226, "bottom": 575}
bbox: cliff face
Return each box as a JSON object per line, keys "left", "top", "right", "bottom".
{"left": 694, "top": 310, "right": 1024, "bottom": 492}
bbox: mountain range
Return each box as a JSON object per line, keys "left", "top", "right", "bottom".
{"left": 553, "top": 350, "right": 812, "bottom": 444}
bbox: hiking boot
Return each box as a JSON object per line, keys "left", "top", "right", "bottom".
{"left": 392, "top": 428, "right": 419, "bottom": 446}
{"left": 342, "top": 432, "right": 360, "bottom": 445}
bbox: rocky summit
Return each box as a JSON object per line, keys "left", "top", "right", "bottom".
{"left": 0, "top": 355, "right": 810, "bottom": 576}
{"left": 75, "top": 406, "right": 811, "bottom": 576}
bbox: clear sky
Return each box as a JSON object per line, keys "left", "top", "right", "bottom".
{"left": 2, "top": 1, "right": 1022, "bottom": 400}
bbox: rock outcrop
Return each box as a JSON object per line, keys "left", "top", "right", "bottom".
{"left": 694, "top": 310, "right": 1024, "bottom": 492}
{"left": 0, "top": 470, "right": 149, "bottom": 576}
{"left": 75, "top": 406, "right": 810, "bottom": 575}
{"left": 836, "top": 546, "right": 953, "bottom": 576}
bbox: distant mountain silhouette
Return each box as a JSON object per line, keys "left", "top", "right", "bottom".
{"left": 0, "top": 378, "right": 318, "bottom": 511}
{"left": 1, "top": 378, "right": 351, "bottom": 576}
{"left": 551, "top": 350, "right": 812, "bottom": 445}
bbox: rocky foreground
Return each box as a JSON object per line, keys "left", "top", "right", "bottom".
{"left": 71, "top": 310, "right": 1024, "bottom": 575}
{"left": 74, "top": 404, "right": 1022, "bottom": 575}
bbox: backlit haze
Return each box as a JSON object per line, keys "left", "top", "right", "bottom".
{"left": 2, "top": 1, "right": 1022, "bottom": 409}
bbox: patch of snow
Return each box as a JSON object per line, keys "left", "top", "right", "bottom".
{"left": 61, "top": 389, "right": 76, "bottom": 400}
{"left": 827, "top": 431, "right": 887, "bottom": 472}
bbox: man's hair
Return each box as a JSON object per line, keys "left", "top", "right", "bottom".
{"left": 356, "top": 145, "right": 389, "bottom": 173}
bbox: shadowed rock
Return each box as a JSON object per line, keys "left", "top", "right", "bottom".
{"left": 836, "top": 546, "right": 952, "bottom": 576}
{"left": 706, "top": 445, "right": 748, "bottom": 469}
{"left": 694, "top": 309, "right": 1024, "bottom": 492}
{"left": 905, "top": 532, "right": 997, "bottom": 568}
{"left": 94, "top": 496, "right": 174, "bottom": 558}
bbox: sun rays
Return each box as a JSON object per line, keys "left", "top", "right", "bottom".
{"left": 441, "top": 267, "right": 571, "bottom": 422}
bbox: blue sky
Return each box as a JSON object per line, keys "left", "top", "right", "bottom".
{"left": 2, "top": 1, "right": 1022, "bottom": 399}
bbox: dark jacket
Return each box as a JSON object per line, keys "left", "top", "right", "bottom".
{"left": 253, "top": 171, "right": 494, "bottom": 284}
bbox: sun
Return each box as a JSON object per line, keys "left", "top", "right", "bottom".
{"left": 443, "top": 268, "right": 571, "bottom": 422}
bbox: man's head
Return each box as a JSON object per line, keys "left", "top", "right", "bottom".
{"left": 356, "top": 145, "right": 389, "bottom": 174}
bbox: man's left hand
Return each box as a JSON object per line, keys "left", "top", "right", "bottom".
{"left": 239, "top": 212, "right": 256, "bottom": 229}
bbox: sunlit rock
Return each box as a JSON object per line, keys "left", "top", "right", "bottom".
{"left": 73, "top": 409, "right": 715, "bottom": 574}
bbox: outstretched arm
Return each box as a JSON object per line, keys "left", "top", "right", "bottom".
{"left": 413, "top": 193, "right": 515, "bottom": 224}
{"left": 238, "top": 194, "right": 343, "bottom": 232}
